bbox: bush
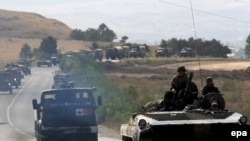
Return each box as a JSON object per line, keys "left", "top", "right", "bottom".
{"left": 59, "top": 55, "right": 142, "bottom": 126}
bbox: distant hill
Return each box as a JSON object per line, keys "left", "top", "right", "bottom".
{"left": 0, "top": 9, "right": 71, "bottom": 39}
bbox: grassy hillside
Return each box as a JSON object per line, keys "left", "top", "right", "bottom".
{"left": 0, "top": 9, "right": 71, "bottom": 39}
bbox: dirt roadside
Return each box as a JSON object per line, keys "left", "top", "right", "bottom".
{"left": 100, "top": 60, "right": 250, "bottom": 80}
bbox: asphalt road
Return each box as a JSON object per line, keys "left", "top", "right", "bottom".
{"left": 0, "top": 66, "right": 120, "bottom": 141}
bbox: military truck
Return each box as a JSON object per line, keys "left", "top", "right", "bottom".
{"left": 17, "top": 60, "right": 32, "bottom": 74}
{"left": 37, "top": 60, "right": 52, "bottom": 67}
{"left": 155, "top": 47, "right": 169, "bottom": 57}
{"left": 123, "top": 46, "right": 130, "bottom": 58}
{"left": 93, "top": 49, "right": 104, "bottom": 61}
{"left": 129, "top": 46, "right": 146, "bottom": 58}
{"left": 114, "top": 46, "right": 124, "bottom": 60}
{"left": 105, "top": 47, "right": 117, "bottom": 60}
{"left": 51, "top": 72, "right": 75, "bottom": 89}
{"left": 32, "top": 88, "right": 102, "bottom": 141}
{"left": 0, "top": 71, "right": 13, "bottom": 94}
{"left": 179, "top": 47, "right": 195, "bottom": 57}
{"left": 4, "top": 67, "right": 22, "bottom": 89}
{"left": 17, "top": 64, "right": 31, "bottom": 75}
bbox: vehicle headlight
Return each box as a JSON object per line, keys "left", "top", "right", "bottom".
{"left": 239, "top": 116, "right": 247, "bottom": 124}
{"left": 14, "top": 78, "right": 17, "bottom": 81}
{"left": 138, "top": 119, "right": 147, "bottom": 130}
{"left": 8, "top": 83, "right": 11, "bottom": 85}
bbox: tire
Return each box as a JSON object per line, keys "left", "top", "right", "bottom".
{"left": 9, "top": 88, "right": 13, "bottom": 94}
{"left": 122, "top": 136, "right": 133, "bottom": 141}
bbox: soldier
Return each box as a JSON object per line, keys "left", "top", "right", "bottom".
{"left": 202, "top": 77, "right": 220, "bottom": 96}
{"left": 170, "top": 66, "right": 188, "bottom": 98}
{"left": 158, "top": 66, "right": 195, "bottom": 110}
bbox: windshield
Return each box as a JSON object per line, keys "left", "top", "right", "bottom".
{"left": 41, "top": 89, "right": 94, "bottom": 107}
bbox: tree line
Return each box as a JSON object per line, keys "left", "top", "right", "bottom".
{"left": 160, "top": 37, "right": 232, "bottom": 58}
{"left": 69, "top": 23, "right": 117, "bottom": 42}
{"left": 23, "top": 22, "right": 250, "bottom": 59}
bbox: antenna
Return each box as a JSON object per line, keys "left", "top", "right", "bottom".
{"left": 189, "top": 0, "right": 203, "bottom": 87}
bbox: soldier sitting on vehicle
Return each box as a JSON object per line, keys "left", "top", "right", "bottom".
{"left": 161, "top": 81, "right": 199, "bottom": 110}
{"left": 170, "top": 66, "right": 188, "bottom": 98}
{"left": 138, "top": 67, "right": 199, "bottom": 112}
{"left": 201, "top": 77, "right": 220, "bottom": 96}
{"left": 167, "top": 66, "right": 199, "bottom": 109}
{"left": 201, "top": 92, "right": 225, "bottom": 111}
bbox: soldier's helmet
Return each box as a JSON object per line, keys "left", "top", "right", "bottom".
{"left": 177, "top": 66, "right": 186, "bottom": 72}
{"left": 206, "top": 77, "right": 213, "bottom": 82}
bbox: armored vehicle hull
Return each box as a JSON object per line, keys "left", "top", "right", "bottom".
{"left": 121, "top": 109, "right": 247, "bottom": 141}
{"left": 121, "top": 92, "right": 248, "bottom": 141}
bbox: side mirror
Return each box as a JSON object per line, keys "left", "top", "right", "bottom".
{"left": 68, "top": 81, "right": 75, "bottom": 88}
{"left": 92, "top": 87, "right": 97, "bottom": 91}
{"left": 97, "top": 96, "right": 102, "bottom": 106}
{"left": 32, "top": 99, "right": 38, "bottom": 110}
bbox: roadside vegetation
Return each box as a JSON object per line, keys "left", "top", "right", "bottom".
{"left": 59, "top": 56, "right": 250, "bottom": 132}
{"left": 59, "top": 55, "right": 148, "bottom": 131}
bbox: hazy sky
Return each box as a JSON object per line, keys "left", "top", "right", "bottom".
{"left": 0, "top": 0, "right": 250, "bottom": 44}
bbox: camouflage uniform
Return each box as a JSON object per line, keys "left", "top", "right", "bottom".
{"left": 202, "top": 77, "right": 220, "bottom": 96}
{"left": 171, "top": 73, "right": 188, "bottom": 94}
{"left": 201, "top": 85, "right": 220, "bottom": 95}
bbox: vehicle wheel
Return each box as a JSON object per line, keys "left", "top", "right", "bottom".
{"left": 15, "top": 85, "right": 18, "bottom": 89}
{"left": 37, "top": 137, "right": 46, "bottom": 141}
{"left": 9, "top": 89, "right": 13, "bottom": 94}
{"left": 122, "top": 136, "right": 133, "bottom": 141}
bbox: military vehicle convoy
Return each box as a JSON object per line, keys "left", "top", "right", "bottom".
{"left": 105, "top": 45, "right": 141, "bottom": 60}
{"left": 32, "top": 88, "right": 102, "bottom": 141}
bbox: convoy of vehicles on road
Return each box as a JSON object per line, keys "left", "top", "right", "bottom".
{"left": 0, "top": 61, "right": 30, "bottom": 93}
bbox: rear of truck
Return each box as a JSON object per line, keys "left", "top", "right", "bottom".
{"left": 33, "top": 88, "right": 101, "bottom": 141}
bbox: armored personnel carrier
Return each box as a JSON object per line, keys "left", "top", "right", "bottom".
{"left": 120, "top": 92, "right": 248, "bottom": 140}
{"left": 121, "top": 72, "right": 248, "bottom": 140}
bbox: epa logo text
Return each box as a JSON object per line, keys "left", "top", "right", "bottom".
{"left": 231, "top": 131, "right": 247, "bottom": 138}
